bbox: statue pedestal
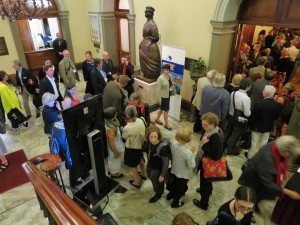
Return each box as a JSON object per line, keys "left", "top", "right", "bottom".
{"left": 133, "top": 77, "right": 158, "bottom": 107}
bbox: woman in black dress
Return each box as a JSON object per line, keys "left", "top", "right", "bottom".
{"left": 82, "top": 51, "right": 95, "bottom": 95}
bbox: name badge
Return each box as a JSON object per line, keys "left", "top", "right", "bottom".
{"left": 23, "top": 77, "right": 27, "bottom": 79}
{"left": 72, "top": 69, "right": 77, "bottom": 73}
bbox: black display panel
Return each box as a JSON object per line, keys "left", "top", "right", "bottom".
{"left": 62, "top": 95, "right": 107, "bottom": 180}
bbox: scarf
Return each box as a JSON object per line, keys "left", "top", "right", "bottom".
{"left": 272, "top": 143, "right": 288, "bottom": 186}
{"left": 105, "top": 118, "right": 120, "bottom": 134}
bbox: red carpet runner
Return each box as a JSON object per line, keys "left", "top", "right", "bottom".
{"left": 0, "top": 149, "right": 30, "bottom": 194}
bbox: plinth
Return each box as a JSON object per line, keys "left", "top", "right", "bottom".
{"left": 133, "top": 77, "right": 159, "bottom": 107}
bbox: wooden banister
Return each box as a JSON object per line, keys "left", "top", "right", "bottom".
{"left": 22, "top": 157, "right": 99, "bottom": 225}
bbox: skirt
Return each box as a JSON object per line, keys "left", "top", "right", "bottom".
{"left": 160, "top": 98, "right": 170, "bottom": 111}
{"left": 124, "top": 147, "right": 143, "bottom": 167}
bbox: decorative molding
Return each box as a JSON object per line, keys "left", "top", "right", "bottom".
{"left": 99, "top": 12, "right": 115, "bottom": 20}
{"left": 127, "top": 14, "right": 136, "bottom": 24}
{"left": 210, "top": 20, "right": 236, "bottom": 35}
{"left": 212, "top": 0, "right": 230, "bottom": 21}
{"left": 58, "top": 11, "right": 69, "bottom": 19}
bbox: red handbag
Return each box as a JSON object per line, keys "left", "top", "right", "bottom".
{"left": 202, "top": 155, "right": 227, "bottom": 179}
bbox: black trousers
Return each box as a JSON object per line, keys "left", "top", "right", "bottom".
{"left": 167, "top": 175, "right": 188, "bottom": 206}
{"left": 199, "top": 169, "right": 212, "bottom": 207}
{"left": 148, "top": 168, "right": 164, "bottom": 197}
{"left": 223, "top": 116, "right": 248, "bottom": 154}
{"left": 193, "top": 108, "right": 202, "bottom": 132}
{"left": 0, "top": 99, "right": 5, "bottom": 123}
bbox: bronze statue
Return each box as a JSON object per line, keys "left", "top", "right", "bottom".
{"left": 139, "top": 6, "right": 161, "bottom": 81}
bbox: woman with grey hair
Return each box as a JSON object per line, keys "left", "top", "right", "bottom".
{"left": 192, "top": 69, "right": 218, "bottom": 132}
{"left": 199, "top": 73, "right": 230, "bottom": 129}
{"left": 122, "top": 105, "right": 146, "bottom": 188}
{"left": 42, "top": 92, "right": 62, "bottom": 135}
{"left": 239, "top": 135, "right": 300, "bottom": 220}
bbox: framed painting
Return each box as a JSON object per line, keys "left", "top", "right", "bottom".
{"left": 0, "top": 37, "right": 9, "bottom": 56}
{"left": 88, "top": 13, "right": 101, "bottom": 43}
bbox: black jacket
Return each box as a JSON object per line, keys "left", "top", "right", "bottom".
{"left": 53, "top": 38, "right": 67, "bottom": 53}
{"left": 90, "top": 67, "right": 107, "bottom": 95}
{"left": 15, "top": 67, "right": 38, "bottom": 95}
{"left": 39, "top": 77, "right": 63, "bottom": 101}
{"left": 102, "top": 59, "right": 115, "bottom": 81}
{"left": 238, "top": 141, "right": 284, "bottom": 200}
{"left": 250, "top": 98, "right": 282, "bottom": 133}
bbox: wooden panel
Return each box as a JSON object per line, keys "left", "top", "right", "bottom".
{"left": 238, "top": 0, "right": 279, "bottom": 23}
{"left": 283, "top": 0, "right": 300, "bottom": 24}
{"left": 25, "top": 49, "right": 57, "bottom": 70}
{"left": 17, "top": 20, "right": 34, "bottom": 52}
{"left": 238, "top": 0, "right": 300, "bottom": 27}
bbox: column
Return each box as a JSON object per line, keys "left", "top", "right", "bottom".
{"left": 99, "top": 12, "right": 118, "bottom": 64}
{"left": 9, "top": 20, "right": 28, "bottom": 67}
{"left": 58, "top": 11, "right": 75, "bottom": 62}
{"left": 127, "top": 14, "right": 136, "bottom": 65}
{"left": 208, "top": 21, "right": 236, "bottom": 75}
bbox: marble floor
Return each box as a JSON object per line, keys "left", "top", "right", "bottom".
{"left": 0, "top": 72, "right": 270, "bottom": 225}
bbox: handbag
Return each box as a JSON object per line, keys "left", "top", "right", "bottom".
{"left": 202, "top": 155, "right": 227, "bottom": 179}
{"left": 164, "top": 167, "right": 175, "bottom": 184}
{"left": 232, "top": 91, "right": 248, "bottom": 127}
{"left": 0, "top": 122, "right": 6, "bottom": 134}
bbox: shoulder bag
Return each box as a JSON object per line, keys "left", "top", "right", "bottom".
{"left": 232, "top": 91, "right": 248, "bottom": 127}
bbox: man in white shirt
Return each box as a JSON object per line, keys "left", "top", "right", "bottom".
{"left": 223, "top": 78, "right": 252, "bottom": 155}
{"left": 286, "top": 40, "right": 299, "bottom": 62}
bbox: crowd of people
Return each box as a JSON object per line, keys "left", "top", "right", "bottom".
{"left": 0, "top": 28, "right": 300, "bottom": 225}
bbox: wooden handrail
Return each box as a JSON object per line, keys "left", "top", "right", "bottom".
{"left": 22, "top": 160, "right": 99, "bottom": 225}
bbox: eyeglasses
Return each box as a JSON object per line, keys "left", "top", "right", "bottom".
{"left": 236, "top": 200, "right": 254, "bottom": 213}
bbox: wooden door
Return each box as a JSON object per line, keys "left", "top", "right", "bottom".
{"left": 17, "top": 20, "right": 34, "bottom": 52}
{"left": 242, "top": 24, "right": 256, "bottom": 47}
{"left": 115, "top": 13, "right": 130, "bottom": 64}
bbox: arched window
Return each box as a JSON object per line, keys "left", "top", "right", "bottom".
{"left": 115, "top": 0, "right": 130, "bottom": 64}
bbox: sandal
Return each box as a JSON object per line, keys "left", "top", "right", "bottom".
{"left": 2, "top": 161, "right": 9, "bottom": 168}
{"left": 111, "top": 173, "right": 124, "bottom": 179}
{"left": 139, "top": 172, "right": 147, "bottom": 180}
{"left": 129, "top": 180, "right": 141, "bottom": 188}
{"left": 155, "top": 119, "right": 163, "bottom": 125}
{"left": 164, "top": 125, "right": 172, "bottom": 131}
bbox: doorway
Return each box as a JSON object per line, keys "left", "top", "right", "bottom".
{"left": 115, "top": 0, "right": 130, "bottom": 64}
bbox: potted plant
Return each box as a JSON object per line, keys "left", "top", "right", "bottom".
{"left": 189, "top": 57, "right": 208, "bottom": 83}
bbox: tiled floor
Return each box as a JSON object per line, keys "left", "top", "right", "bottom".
{"left": 0, "top": 72, "right": 270, "bottom": 225}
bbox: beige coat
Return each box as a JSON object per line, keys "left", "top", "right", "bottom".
{"left": 249, "top": 65, "right": 270, "bottom": 78}
{"left": 192, "top": 77, "right": 211, "bottom": 110}
{"left": 122, "top": 118, "right": 145, "bottom": 149}
{"left": 59, "top": 58, "right": 77, "bottom": 86}
{"left": 157, "top": 74, "right": 171, "bottom": 101}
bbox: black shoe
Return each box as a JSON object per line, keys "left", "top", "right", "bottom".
{"left": 196, "top": 188, "right": 200, "bottom": 193}
{"left": 139, "top": 172, "right": 147, "bottom": 180}
{"left": 171, "top": 201, "right": 184, "bottom": 208}
{"left": 81, "top": 171, "right": 90, "bottom": 180}
{"left": 23, "top": 121, "right": 28, "bottom": 127}
{"left": 193, "top": 199, "right": 208, "bottom": 210}
{"left": 111, "top": 173, "right": 124, "bottom": 179}
{"left": 149, "top": 194, "right": 161, "bottom": 203}
{"left": 166, "top": 193, "right": 174, "bottom": 200}
{"left": 226, "top": 151, "right": 240, "bottom": 156}
{"left": 70, "top": 180, "right": 82, "bottom": 187}
{"left": 36, "top": 113, "right": 41, "bottom": 118}
{"left": 129, "top": 180, "right": 141, "bottom": 189}
{"left": 26, "top": 115, "right": 32, "bottom": 120}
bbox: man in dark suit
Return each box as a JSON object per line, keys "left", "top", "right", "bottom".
{"left": 13, "top": 60, "right": 40, "bottom": 118}
{"left": 248, "top": 44, "right": 262, "bottom": 67}
{"left": 250, "top": 71, "right": 276, "bottom": 109}
{"left": 248, "top": 85, "right": 282, "bottom": 159}
{"left": 39, "top": 65, "right": 63, "bottom": 102}
{"left": 102, "top": 51, "right": 116, "bottom": 82}
{"left": 90, "top": 58, "right": 108, "bottom": 95}
{"left": 53, "top": 32, "right": 67, "bottom": 62}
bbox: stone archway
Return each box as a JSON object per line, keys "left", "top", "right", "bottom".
{"left": 99, "top": 0, "right": 136, "bottom": 64}
{"left": 208, "top": 0, "right": 242, "bottom": 75}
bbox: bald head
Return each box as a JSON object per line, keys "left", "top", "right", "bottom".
{"left": 103, "top": 51, "right": 109, "bottom": 61}
{"left": 63, "top": 50, "right": 70, "bottom": 59}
